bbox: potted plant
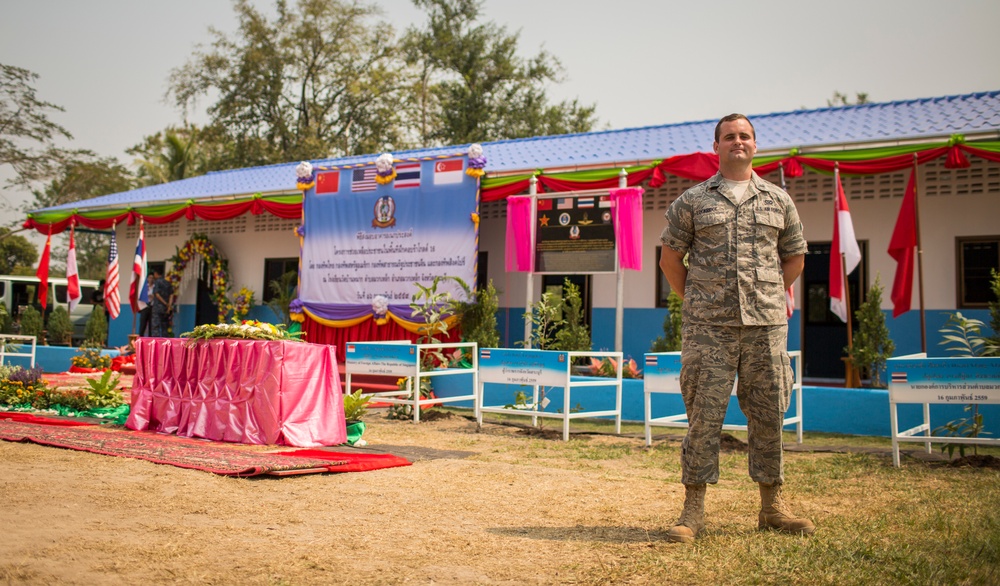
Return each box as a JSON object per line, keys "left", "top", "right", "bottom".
{"left": 18, "top": 306, "right": 44, "bottom": 345}
{"left": 846, "top": 275, "right": 895, "bottom": 388}
{"left": 47, "top": 305, "right": 73, "bottom": 346}
{"left": 343, "top": 389, "right": 371, "bottom": 446}
{"left": 84, "top": 306, "right": 108, "bottom": 347}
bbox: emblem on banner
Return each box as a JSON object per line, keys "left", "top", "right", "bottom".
{"left": 372, "top": 195, "right": 397, "bottom": 228}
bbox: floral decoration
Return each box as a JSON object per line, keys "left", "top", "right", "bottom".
{"left": 296, "top": 161, "right": 315, "bottom": 191}
{"left": 375, "top": 153, "right": 396, "bottom": 185}
{"left": 183, "top": 320, "right": 303, "bottom": 342}
{"left": 371, "top": 294, "right": 389, "bottom": 325}
{"left": 167, "top": 234, "right": 232, "bottom": 323}
{"left": 466, "top": 143, "right": 487, "bottom": 178}
{"left": 231, "top": 287, "right": 255, "bottom": 321}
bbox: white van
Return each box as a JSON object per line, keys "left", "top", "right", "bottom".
{"left": 0, "top": 275, "right": 102, "bottom": 344}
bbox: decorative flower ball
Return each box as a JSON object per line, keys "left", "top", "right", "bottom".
{"left": 375, "top": 153, "right": 394, "bottom": 175}
{"left": 296, "top": 161, "right": 314, "bottom": 180}
{"left": 371, "top": 295, "right": 389, "bottom": 317}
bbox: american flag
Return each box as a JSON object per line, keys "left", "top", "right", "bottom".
{"left": 105, "top": 232, "right": 121, "bottom": 319}
{"left": 351, "top": 168, "right": 377, "bottom": 192}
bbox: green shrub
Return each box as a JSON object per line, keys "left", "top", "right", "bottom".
{"left": 650, "top": 291, "right": 683, "bottom": 352}
{"left": 84, "top": 306, "right": 108, "bottom": 347}
{"left": 46, "top": 305, "right": 73, "bottom": 344}
{"left": 18, "top": 306, "right": 44, "bottom": 344}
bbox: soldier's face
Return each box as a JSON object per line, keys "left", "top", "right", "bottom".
{"left": 713, "top": 119, "right": 757, "bottom": 163}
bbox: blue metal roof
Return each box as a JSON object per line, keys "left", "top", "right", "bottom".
{"left": 36, "top": 90, "right": 1000, "bottom": 213}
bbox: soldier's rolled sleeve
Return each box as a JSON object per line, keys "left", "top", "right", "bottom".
{"left": 777, "top": 201, "right": 808, "bottom": 259}
{"left": 660, "top": 198, "right": 694, "bottom": 254}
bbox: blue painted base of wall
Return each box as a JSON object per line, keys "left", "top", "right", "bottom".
{"left": 496, "top": 307, "right": 993, "bottom": 364}
{"left": 433, "top": 376, "right": 1000, "bottom": 438}
{"left": 4, "top": 345, "right": 120, "bottom": 374}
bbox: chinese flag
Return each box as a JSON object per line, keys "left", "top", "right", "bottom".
{"left": 888, "top": 168, "right": 918, "bottom": 317}
{"left": 315, "top": 171, "right": 340, "bottom": 194}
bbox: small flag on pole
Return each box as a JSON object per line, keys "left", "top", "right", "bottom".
{"left": 66, "top": 225, "right": 82, "bottom": 312}
{"left": 829, "top": 170, "right": 861, "bottom": 322}
{"left": 888, "top": 168, "right": 918, "bottom": 317}
{"left": 105, "top": 231, "right": 121, "bottom": 320}
{"left": 129, "top": 222, "right": 148, "bottom": 311}
{"left": 36, "top": 232, "right": 51, "bottom": 310}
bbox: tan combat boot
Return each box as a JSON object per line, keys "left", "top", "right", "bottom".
{"left": 666, "top": 484, "right": 706, "bottom": 543}
{"left": 758, "top": 483, "right": 815, "bottom": 535}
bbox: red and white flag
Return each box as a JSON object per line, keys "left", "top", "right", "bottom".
{"left": 433, "top": 159, "right": 463, "bottom": 185}
{"left": 66, "top": 225, "right": 82, "bottom": 311}
{"left": 888, "top": 168, "right": 918, "bottom": 317}
{"left": 36, "top": 233, "right": 51, "bottom": 310}
{"left": 829, "top": 170, "right": 861, "bottom": 322}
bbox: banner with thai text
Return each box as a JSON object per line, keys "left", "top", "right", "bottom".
{"left": 301, "top": 157, "right": 477, "bottom": 316}
{"left": 888, "top": 356, "right": 1000, "bottom": 404}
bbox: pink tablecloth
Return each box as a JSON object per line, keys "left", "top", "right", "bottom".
{"left": 126, "top": 338, "right": 346, "bottom": 447}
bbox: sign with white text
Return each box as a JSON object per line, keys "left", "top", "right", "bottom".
{"left": 478, "top": 348, "right": 569, "bottom": 387}
{"left": 888, "top": 356, "right": 1000, "bottom": 404}
{"left": 300, "top": 157, "right": 478, "bottom": 310}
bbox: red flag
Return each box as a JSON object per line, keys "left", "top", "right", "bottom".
{"left": 36, "top": 233, "right": 51, "bottom": 310}
{"left": 829, "top": 171, "right": 861, "bottom": 323}
{"left": 888, "top": 168, "right": 918, "bottom": 317}
{"left": 785, "top": 284, "right": 795, "bottom": 319}
{"left": 66, "top": 226, "right": 82, "bottom": 311}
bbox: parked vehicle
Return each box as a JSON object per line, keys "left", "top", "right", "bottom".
{"left": 0, "top": 275, "right": 101, "bottom": 345}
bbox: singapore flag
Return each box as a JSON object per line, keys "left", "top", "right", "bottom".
{"left": 433, "top": 159, "right": 464, "bottom": 185}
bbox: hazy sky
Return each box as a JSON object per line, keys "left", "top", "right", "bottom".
{"left": 2, "top": 0, "right": 998, "bottom": 226}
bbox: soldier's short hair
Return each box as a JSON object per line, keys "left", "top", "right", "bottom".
{"left": 714, "top": 114, "right": 755, "bottom": 142}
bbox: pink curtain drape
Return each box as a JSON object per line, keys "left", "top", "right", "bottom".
{"left": 610, "top": 187, "right": 644, "bottom": 271}
{"left": 505, "top": 196, "right": 534, "bottom": 272}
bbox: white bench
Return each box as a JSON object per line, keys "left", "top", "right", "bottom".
{"left": 643, "top": 350, "right": 803, "bottom": 446}
{"left": 477, "top": 348, "right": 623, "bottom": 442}
{"left": 0, "top": 334, "right": 37, "bottom": 368}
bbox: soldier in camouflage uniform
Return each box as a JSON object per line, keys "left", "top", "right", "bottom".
{"left": 658, "top": 114, "right": 814, "bottom": 543}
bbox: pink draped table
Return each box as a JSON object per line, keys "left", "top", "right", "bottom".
{"left": 126, "top": 338, "right": 346, "bottom": 447}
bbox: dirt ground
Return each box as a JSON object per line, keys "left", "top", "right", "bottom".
{"left": 0, "top": 406, "right": 972, "bottom": 586}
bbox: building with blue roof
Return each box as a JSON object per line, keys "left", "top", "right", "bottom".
{"left": 27, "top": 90, "right": 1000, "bottom": 383}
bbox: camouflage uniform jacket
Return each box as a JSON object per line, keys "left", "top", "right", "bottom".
{"left": 660, "top": 171, "right": 807, "bottom": 326}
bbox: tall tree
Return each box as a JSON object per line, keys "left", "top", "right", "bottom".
{"left": 30, "top": 153, "right": 134, "bottom": 279}
{"left": 168, "top": 0, "right": 413, "bottom": 167}
{"left": 0, "top": 64, "right": 73, "bottom": 189}
{"left": 403, "top": 0, "right": 597, "bottom": 145}
{"left": 127, "top": 124, "right": 214, "bottom": 185}
{"left": 0, "top": 227, "right": 39, "bottom": 275}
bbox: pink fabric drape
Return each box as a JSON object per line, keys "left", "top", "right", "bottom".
{"left": 610, "top": 187, "right": 644, "bottom": 271}
{"left": 126, "top": 338, "right": 346, "bottom": 447}
{"left": 505, "top": 196, "right": 534, "bottom": 272}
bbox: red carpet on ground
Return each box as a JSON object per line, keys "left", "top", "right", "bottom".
{"left": 0, "top": 419, "right": 410, "bottom": 477}
{"left": 274, "top": 448, "right": 412, "bottom": 473}
{"left": 1, "top": 411, "right": 98, "bottom": 427}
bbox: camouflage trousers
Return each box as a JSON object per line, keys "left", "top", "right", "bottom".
{"left": 679, "top": 322, "right": 793, "bottom": 486}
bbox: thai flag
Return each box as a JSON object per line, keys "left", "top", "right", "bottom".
{"left": 891, "top": 372, "right": 907, "bottom": 384}
{"left": 395, "top": 163, "right": 421, "bottom": 189}
{"left": 646, "top": 355, "right": 658, "bottom": 365}
{"left": 480, "top": 349, "right": 491, "bottom": 360}
{"left": 578, "top": 197, "right": 595, "bottom": 208}
{"left": 129, "top": 224, "right": 148, "bottom": 311}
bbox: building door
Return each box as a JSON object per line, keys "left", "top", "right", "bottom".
{"left": 195, "top": 261, "right": 219, "bottom": 327}
{"left": 801, "top": 241, "right": 867, "bottom": 381}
